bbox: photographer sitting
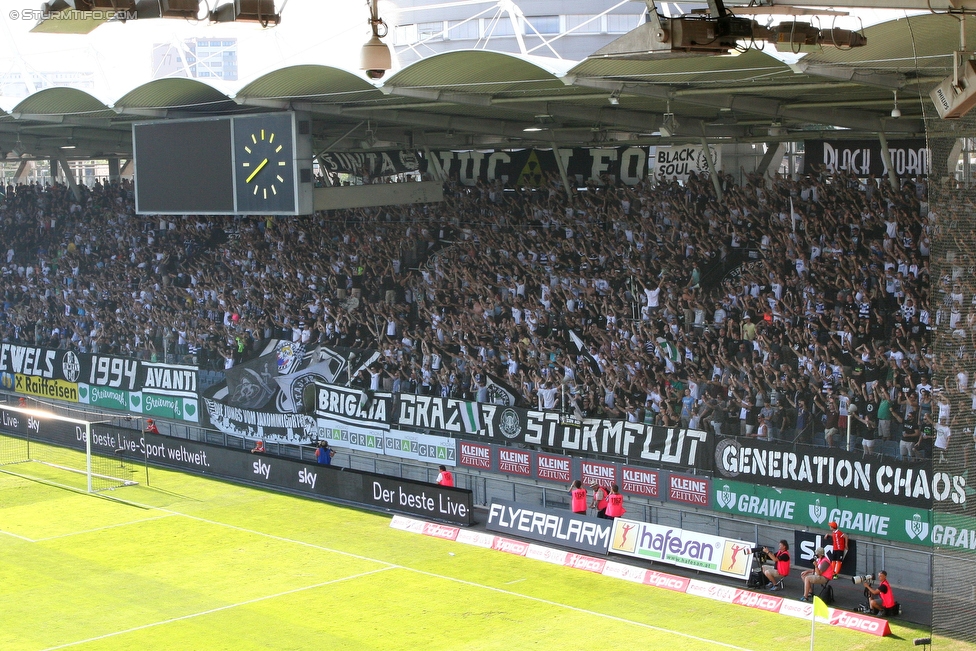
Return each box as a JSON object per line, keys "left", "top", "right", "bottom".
{"left": 864, "top": 570, "right": 896, "bottom": 616}
{"left": 799, "top": 547, "right": 835, "bottom": 602}
{"left": 761, "top": 540, "right": 791, "bottom": 591}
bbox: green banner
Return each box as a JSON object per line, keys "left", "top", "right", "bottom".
{"left": 713, "top": 479, "right": 933, "bottom": 546}
{"left": 932, "top": 512, "right": 976, "bottom": 553}
{"left": 78, "top": 383, "right": 128, "bottom": 411}
{"left": 78, "top": 384, "right": 199, "bottom": 423}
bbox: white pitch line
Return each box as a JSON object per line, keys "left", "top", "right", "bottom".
{"left": 32, "top": 514, "right": 177, "bottom": 542}
{"left": 0, "top": 528, "right": 36, "bottom": 542}
{"left": 115, "top": 504, "right": 757, "bottom": 651}
{"left": 37, "top": 567, "right": 394, "bottom": 651}
{"left": 406, "top": 566, "right": 757, "bottom": 651}
{"left": 26, "top": 492, "right": 755, "bottom": 651}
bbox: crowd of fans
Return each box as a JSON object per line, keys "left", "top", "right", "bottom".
{"left": 0, "top": 164, "right": 970, "bottom": 462}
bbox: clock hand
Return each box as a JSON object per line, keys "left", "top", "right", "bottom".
{"left": 245, "top": 158, "right": 269, "bottom": 183}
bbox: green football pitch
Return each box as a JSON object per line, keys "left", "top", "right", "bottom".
{"left": 0, "top": 444, "right": 958, "bottom": 651}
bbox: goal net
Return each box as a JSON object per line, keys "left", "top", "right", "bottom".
{"left": 0, "top": 404, "right": 140, "bottom": 493}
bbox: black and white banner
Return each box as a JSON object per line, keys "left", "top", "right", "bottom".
{"left": 318, "top": 150, "right": 421, "bottom": 178}
{"left": 314, "top": 384, "right": 392, "bottom": 425}
{"left": 714, "top": 437, "right": 962, "bottom": 510}
{"left": 396, "top": 393, "right": 481, "bottom": 434}
{"left": 428, "top": 147, "right": 650, "bottom": 187}
{"left": 652, "top": 144, "right": 721, "bottom": 182}
{"left": 478, "top": 404, "right": 710, "bottom": 471}
{"left": 0, "top": 343, "right": 197, "bottom": 394}
{"left": 486, "top": 499, "right": 613, "bottom": 555}
{"left": 803, "top": 139, "right": 929, "bottom": 177}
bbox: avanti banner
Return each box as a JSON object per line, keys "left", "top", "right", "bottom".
{"left": 0, "top": 344, "right": 199, "bottom": 422}
{"left": 712, "top": 479, "right": 933, "bottom": 546}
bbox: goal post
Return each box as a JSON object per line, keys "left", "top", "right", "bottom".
{"left": 0, "top": 403, "right": 141, "bottom": 493}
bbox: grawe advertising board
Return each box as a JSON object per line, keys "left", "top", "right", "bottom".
{"left": 609, "top": 518, "right": 754, "bottom": 580}
{"left": 486, "top": 500, "right": 613, "bottom": 555}
{"left": 714, "top": 437, "right": 963, "bottom": 510}
{"left": 932, "top": 513, "right": 976, "bottom": 554}
{"left": 713, "top": 479, "right": 933, "bottom": 546}
{"left": 0, "top": 404, "right": 473, "bottom": 526}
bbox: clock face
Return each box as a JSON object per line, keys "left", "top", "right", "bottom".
{"left": 233, "top": 113, "right": 296, "bottom": 214}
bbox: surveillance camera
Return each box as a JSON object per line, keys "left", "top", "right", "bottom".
{"left": 890, "top": 106, "right": 902, "bottom": 119}
{"left": 361, "top": 35, "right": 392, "bottom": 79}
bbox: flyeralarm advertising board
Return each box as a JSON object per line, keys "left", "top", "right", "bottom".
{"left": 486, "top": 500, "right": 613, "bottom": 555}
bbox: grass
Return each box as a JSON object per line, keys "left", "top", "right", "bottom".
{"left": 0, "top": 443, "right": 960, "bottom": 651}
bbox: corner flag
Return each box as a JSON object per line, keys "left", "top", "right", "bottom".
{"left": 810, "top": 595, "right": 830, "bottom": 650}
{"left": 813, "top": 596, "right": 829, "bottom": 619}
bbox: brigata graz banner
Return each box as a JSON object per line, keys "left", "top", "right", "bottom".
{"left": 714, "top": 437, "right": 963, "bottom": 510}
{"left": 712, "top": 479, "right": 933, "bottom": 546}
{"left": 486, "top": 500, "right": 613, "bottom": 555}
{"left": 0, "top": 344, "right": 198, "bottom": 421}
{"left": 609, "top": 517, "right": 753, "bottom": 580}
{"left": 802, "top": 138, "right": 929, "bottom": 177}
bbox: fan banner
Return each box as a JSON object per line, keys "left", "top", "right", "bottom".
{"left": 802, "top": 138, "right": 929, "bottom": 176}
{"left": 427, "top": 147, "right": 651, "bottom": 186}
{"left": 714, "top": 436, "right": 964, "bottom": 510}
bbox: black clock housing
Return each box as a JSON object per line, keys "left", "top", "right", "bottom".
{"left": 233, "top": 112, "right": 298, "bottom": 215}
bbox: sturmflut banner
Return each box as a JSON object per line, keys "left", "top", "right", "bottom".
{"left": 486, "top": 500, "right": 613, "bottom": 555}
{"left": 477, "top": 403, "right": 710, "bottom": 471}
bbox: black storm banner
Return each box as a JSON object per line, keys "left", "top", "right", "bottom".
{"left": 803, "top": 139, "right": 929, "bottom": 177}
{"left": 714, "top": 437, "right": 966, "bottom": 510}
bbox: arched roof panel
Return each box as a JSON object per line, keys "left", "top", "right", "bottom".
{"left": 10, "top": 87, "right": 114, "bottom": 118}
{"left": 568, "top": 49, "right": 794, "bottom": 86}
{"left": 236, "top": 65, "right": 383, "bottom": 102}
{"left": 385, "top": 50, "right": 566, "bottom": 94}
{"left": 113, "top": 78, "right": 235, "bottom": 111}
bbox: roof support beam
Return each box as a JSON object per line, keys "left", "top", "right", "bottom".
{"left": 236, "top": 97, "right": 592, "bottom": 144}
{"left": 379, "top": 86, "right": 757, "bottom": 139}
{"left": 570, "top": 76, "right": 924, "bottom": 133}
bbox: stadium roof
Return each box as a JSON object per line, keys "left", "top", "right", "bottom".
{"left": 0, "top": 12, "right": 970, "bottom": 162}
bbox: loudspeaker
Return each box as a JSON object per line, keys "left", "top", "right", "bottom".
{"left": 931, "top": 60, "right": 976, "bottom": 119}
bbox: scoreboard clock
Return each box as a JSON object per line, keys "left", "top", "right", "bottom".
{"left": 233, "top": 112, "right": 299, "bottom": 214}
{"left": 134, "top": 112, "right": 313, "bottom": 216}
